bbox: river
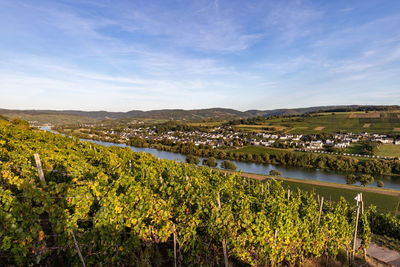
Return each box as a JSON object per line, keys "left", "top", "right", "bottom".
{"left": 40, "top": 127, "right": 400, "bottom": 190}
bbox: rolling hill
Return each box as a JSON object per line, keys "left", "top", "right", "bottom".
{"left": 1, "top": 105, "right": 399, "bottom": 125}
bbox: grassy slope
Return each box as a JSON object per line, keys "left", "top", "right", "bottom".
{"left": 376, "top": 144, "right": 400, "bottom": 158}
{"left": 243, "top": 172, "right": 400, "bottom": 213}
{"left": 281, "top": 179, "right": 399, "bottom": 214}
{"left": 228, "top": 145, "right": 294, "bottom": 156}
{"left": 187, "top": 121, "right": 224, "bottom": 127}
{"left": 2, "top": 113, "right": 99, "bottom": 125}
{"left": 218, "top": 168, "right": 400, "bottom": 214}
{"left": 345, "top": 143, "right": 364, "bottom": 154}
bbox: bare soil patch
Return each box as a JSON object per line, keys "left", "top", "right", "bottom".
{"left": 314, "top": 126, "right": 325, "bottom": 131}
{"left": 363, "top": 123, "right": 371, "bottom": 128}
{"left": 394, "top": 128, "right": 400, "bottom": 132}
{"left": 349, "top": 112, "right": 381, "bottom": 118}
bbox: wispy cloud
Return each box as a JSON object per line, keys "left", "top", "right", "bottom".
{"left": 264, "top": 2, "right": 323, "bottom": 43}
{"left": 214, "top": 0, "right": 219, "bottom": 11}
{"left": 84, "top": 0, "right": 260, "bottom": 53}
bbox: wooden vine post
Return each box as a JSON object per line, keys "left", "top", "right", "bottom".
{"left": 352, "top": 193, "right": 362, "bottom": 262}
{"left": 217, "top": 192, "right": 229, "bottom": 267}
{"left": 34, "top": 153, "right": 46, "bottom": 186}
{"left": 361, "top": 197, "right": 364, "bottom": 215}
{"left": 70, "top": 230, "right": 87, "bottom": 267}
{"left": 318, "top": 197, "right": 324, "bottom": 226}
{"left": 34, "top": 153, "right": 86, "bottom": 267}
{"left": 173, "top": 224, "right": 177, "bottom": 267}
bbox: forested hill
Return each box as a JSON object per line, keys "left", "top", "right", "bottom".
{"left": 2, "top": 105, "right": 399, "bottom": 122}
{"left": 0, "top": 108, "right": 247, "bottom": 121}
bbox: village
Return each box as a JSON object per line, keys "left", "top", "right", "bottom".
{"left": 85, "top": 125, "right": 400, "bottom": 158}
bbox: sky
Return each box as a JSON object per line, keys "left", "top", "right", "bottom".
{"left": 0, "top": 0, "right": 400, "bottom": 112}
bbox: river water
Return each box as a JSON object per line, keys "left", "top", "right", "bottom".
{"left": 40, "top": 127, "right": 400, "bottom": 190}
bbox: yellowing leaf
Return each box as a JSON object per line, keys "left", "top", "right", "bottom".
{"left": 38, "top": 231, "right": 44, "bottom": 241}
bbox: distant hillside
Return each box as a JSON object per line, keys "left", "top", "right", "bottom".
{"left": 1, "top": 105, "right": 399, "bottom": 125}
{"left": 246, "top": 105, "right": 362, "bottom": 117}
{"left": 236, "top": 109, "right": 400, "bottom": 134}
{"left": 0, "top": 110, "right": 99, "bottom": 125}
{"left": 0, "top": 108, "right": 249, "bottom": 122}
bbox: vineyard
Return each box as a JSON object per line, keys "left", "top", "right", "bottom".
{"left": 0, "top": 120, "right": 393, "bottom": 266}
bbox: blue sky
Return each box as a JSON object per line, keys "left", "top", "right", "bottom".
{"left": 0, "top": 0, "right": 400, "bottom": 111}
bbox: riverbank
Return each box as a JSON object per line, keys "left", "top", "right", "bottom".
{"left": 38, "top": 126, "right": 400, "bottom": 212}
{"left": 39, "top": 125, "right": 400, "bottom": 208}
{"left": 38, "top": 127, "right": 400, "bottom": 190}
{"left": 70, "top": 130, "right": 400, "bottom": 177}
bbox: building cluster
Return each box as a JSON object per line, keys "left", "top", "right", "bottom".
{"left": 104, "top": 127, "right": 246, "bottom": 148}
{"left": 100, "top": 126, "right": 400, "bottom": 151}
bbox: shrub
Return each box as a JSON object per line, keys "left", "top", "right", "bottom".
{"left": 203, "top": 157, "right": 217, "bottom": 167}
{"left": 185, "top": 155, "right": 199, "bottom": 165}
{"left": 221, "top": 160, "right": 237, "bottom": 170}
{"left": 269, "top": 170, "right": 282, "bottom": 176}
{"left": 358, "top": 174, "right": 374, "bottom": 186}
{"left": 345, "top": 174, "right": 357, "bottom": 185}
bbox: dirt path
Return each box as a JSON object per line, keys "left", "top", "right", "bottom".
{"left": 357, "top": 239, "right": 400, "bottom": 266}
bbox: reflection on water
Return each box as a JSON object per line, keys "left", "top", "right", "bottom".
{"left": 41, "top": 128, "right": 400, "bottom": 190}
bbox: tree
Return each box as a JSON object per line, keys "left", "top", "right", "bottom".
{"left": 10, "top": 118, "right": 29, "bottom": 128}
{"left": 377, "top": 180, "right": 384, "bottom": 188}
{"left": 345, "top": 174, "right": 357, "bottom": 185}
{"left": 180, "top": 142, "right": 197, "bottom": 155}
{"left": 203, "top": 157, "right": 217, "bottom": 167}
{"left": 269, "top": 170, "right": 282, "bottom": 176}
{"left": 186, "top": 155, "right": 199, "bottom": 165}
{"left": 220, "top": 160, "right": 237, "bottom": 170}
{"left": 358, "top": 174, "right": 374, "bottom": 186}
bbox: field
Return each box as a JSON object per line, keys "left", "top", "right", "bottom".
{"left": 280, "top": 179, "right": 399, "bottom": 214}
{"left": 4, "top": 122, "right": 375, "bottom": 266}
{"left": 234, "top": 111, "right": 400, "bottom": 134}
{"left": 345, "top": 143, "right": 364, "bottom": 154}
{"left": 187, "top": 121, "right": 224, "bottom": 127}
{"left": 375, "top": 144, "right": 400, "bottom": 158}
{"left": 228, "top": 145, "right": 294, "bottom": 156}
{"left": 234, "top": 124, "right": 287, "bottom": 132}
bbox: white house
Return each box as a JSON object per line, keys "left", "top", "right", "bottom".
{"left": 335, "top": 142, "right": 350, "bottom": 148}
{"left": 308, "top": 141, "right": 323, "bottom": 150}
